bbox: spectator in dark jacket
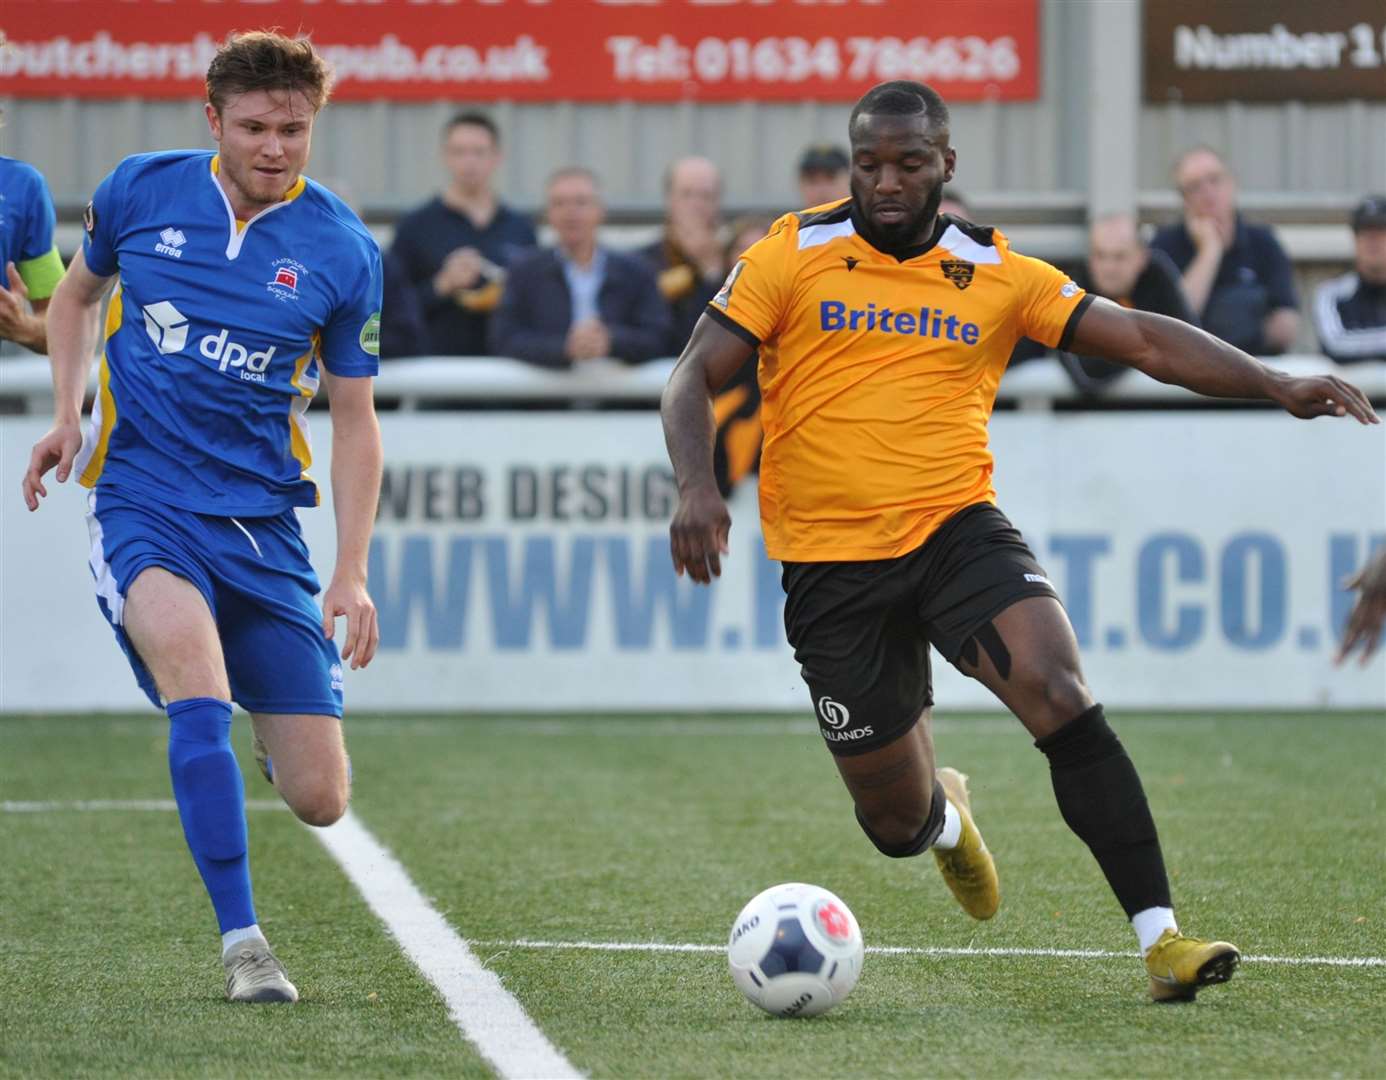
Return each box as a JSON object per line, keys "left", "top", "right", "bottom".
{"left": 1151, "top": 146, "right": 1298, "bottom": 355}
{"left": 1058, "top": 213, "right": 1199, "bottom": 389}
{"left": 388, "top": 112, "right": 537, "bottom": 356}
{"left": 1313, "top": 195, "right": 1386, "bottom": 364}
{"left": 639, "top": 156, "right": 726, "bottom": 357}
{"left": 379, "top": 251, "right": 429, "bottom": 360}
{"left": 489, "top": 168, "right": 670, "bottom": 367}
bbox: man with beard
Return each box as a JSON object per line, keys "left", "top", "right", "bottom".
{"left": 661, "top": 80, "right": 1379, "bottom": 1003}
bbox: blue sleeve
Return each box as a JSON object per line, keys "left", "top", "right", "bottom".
{"left": 19, "top": 168, "right": 57, "bottom": 262}
{"left": 319, "top": 240, "right": 383, "bottom": 377}
{"left": 82, "top": 164, "right": 126, "bottom": 278}
{"left": 1259, "top": 229, "right": 1298, "bottom": 311}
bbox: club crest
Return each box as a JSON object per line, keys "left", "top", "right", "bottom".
{"left": 940, "top": 259, "right": 974, "bottom": 290}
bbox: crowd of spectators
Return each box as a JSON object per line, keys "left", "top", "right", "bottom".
{"left": 4, "top": 109, "right": 1384, "bottom": 379}
{"left": 371, "top": 112, "right": 1386, "bottom": 381}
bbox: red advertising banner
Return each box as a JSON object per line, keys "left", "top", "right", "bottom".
{"left": 0, "top": 0, "right": 1039, "bottom": 103}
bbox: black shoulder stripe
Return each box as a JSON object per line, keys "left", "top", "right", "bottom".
{"left": 939, "top": 213, "right": 995, "bottom": 247}
{"left": 795, "top": 200, "right": 853, "bottom": 229}
{"left": 1058, "top": 293, "right": 1096, "bottom": 352}
{"left": 704, "top": 306, "right": 761, "bottom": 348}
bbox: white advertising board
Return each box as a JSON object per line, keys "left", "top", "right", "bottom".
{"left": 1, "top": 412, "right": 1382, "bottom": 712}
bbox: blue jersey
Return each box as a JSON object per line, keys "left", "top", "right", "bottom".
{"left": 0, "top": 155, "right": 62, "bottom": 297}
{"left": 75, "top": 150, "right": 381, "bottom": 516}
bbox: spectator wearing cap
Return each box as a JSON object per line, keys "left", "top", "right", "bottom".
{"left": 1313, "top": 196, "right": 1386, "bottom": 365}
{"left": 1151, "top": 146, "right": 1298, "bottom": 355}
{"left": 639, "top": 156, "right": 726, "bottom": 357}
{"left": 388, "top": 112, "right": 537, "bottom": 356}
{"left": 797, "top": 144, "right": 850, "bottom": 209}
{"left": 490, "top": 167, "right": 670, "bottom": 368}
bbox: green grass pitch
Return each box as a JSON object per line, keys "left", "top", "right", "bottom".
{"left": 2, "top": 711, "right": 1383, "bottom": 1078}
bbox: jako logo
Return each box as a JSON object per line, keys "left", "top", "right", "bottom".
{"left": 819, "top": 300, "right": 980, "bottom": 344}
{"left": 200, "top": 328, "right": 276, "bottom": 382}
{"left": 142, "top": 301, "right": 189, "bottom": 354}
{"left": 817, "top": 696, "right": 851, "bottom": 729}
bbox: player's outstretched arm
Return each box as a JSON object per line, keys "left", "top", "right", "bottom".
{"left": 21, "top": 249, "right": 113, "bottom": 511}
{"left": 322, "top": 370, "right": 383, "bottom": 669}
{"left": 661, "top": 313, "right": 756, "bottom": 584}
{"left": 1337, "top": 546, "right": 1386, "bottom": 666}
{"left": 1067, "top": 297, "right": 1380, "bottom": 424}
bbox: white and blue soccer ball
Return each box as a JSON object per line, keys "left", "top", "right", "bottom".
{"left": 727, "top": 882, "right": 864, "bottom": 1018}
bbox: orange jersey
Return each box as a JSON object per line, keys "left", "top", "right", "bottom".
{"left": 707, "top": 202, "right": 1089, "bottom": 562}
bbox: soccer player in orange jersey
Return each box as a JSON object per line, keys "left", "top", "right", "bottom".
{"left": 662, "top": 80, "right": 1380, "bottom": 1002}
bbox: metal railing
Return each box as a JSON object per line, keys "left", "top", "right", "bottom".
{"left": 2, "top": 353, "right": 1383, "bottom": 414}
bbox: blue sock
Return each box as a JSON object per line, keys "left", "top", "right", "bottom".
{"left": 167, "top": 698, "right": 257, "bottom": 934}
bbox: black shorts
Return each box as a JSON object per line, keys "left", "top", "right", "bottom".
{"left": 781, "top": 503, "right": 1059, "bottom": 757}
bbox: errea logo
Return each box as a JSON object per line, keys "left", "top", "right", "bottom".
{"left": 155, "top": 227, "right": 186, "bottom": 258}
{"left": 142, "top": 301, "right": 189, "bottom": 354}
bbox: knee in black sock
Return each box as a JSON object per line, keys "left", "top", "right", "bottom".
{"left": 855, "top": 780, "right": 946, "bottom": 858}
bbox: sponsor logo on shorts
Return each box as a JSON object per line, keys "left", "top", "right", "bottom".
{"left": 1024, "top": 573, "right": 1053, "bottom": 586}
{"left": 822, "top": 724, "right": 875, "bottom": 744}
{"left": 817, "top": 695, "right": 874, "bottom": 743}
{"left": 817, "top": 696, "right": 851, "bottom": 729}
{"left": 330, "top": 663, "right": 344, "bottom": 691}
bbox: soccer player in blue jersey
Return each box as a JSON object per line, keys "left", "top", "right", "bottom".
{"left": 0, "top": 147, "right": 65, "bottom": 355}
{"left": 21, "top": 32, "right": 383, "bottom": 1004}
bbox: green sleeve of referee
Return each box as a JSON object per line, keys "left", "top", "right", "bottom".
{"left": 18, "top": 244, "right": 66, "bottom": 301}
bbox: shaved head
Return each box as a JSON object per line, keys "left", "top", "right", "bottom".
{"left": 1087, "top": 213, "right": 1148, "bottom": 301}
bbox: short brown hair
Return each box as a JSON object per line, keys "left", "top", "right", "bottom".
{"left": 206, "top": 31, "right": 332, "bottom": 114}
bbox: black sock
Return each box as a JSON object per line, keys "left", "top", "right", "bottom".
{"left": 1035, "top": 704, "right": 1172, "bottom": 918}
{"left": 855, "top": 780, "right": 946, "bottom": 858}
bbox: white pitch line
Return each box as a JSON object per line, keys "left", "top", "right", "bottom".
{"left": 1, "top": 799, "right": 286, "bottom": 813}
{"left": 313, "top": 811, "right": 581, "bottom": 1080}
{"left": 469, "top": 938, "right": 1386, "bottom": 969}
{"left": 341, "top": 717, "right": 1019, "bottom": 738}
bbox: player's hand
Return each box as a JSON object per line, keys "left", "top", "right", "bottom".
{"left": 670, "top": 482, "right": 731, "bottom": 584}
{"left": 1268, "top": 372, "right": 1380, "bottom": 424}
{"left": 1336, "top": 549, "right": 1386, "bottom": 666}
{"left": 21, "top": 420, "right": 83, "bottom": 511}
{"left": 322, "top": 573, "right": 379, "bottom": 670}
{"left": 0, "top": 262, "right": 33, "bottom": 340}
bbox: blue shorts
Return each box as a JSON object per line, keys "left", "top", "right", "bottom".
{"left": 85, "top": 487, "right": 344, "bottom": 716}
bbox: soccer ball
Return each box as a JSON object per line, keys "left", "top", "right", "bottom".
{"left": 727, "top": 882, "right": 864, "bottom": 1018}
